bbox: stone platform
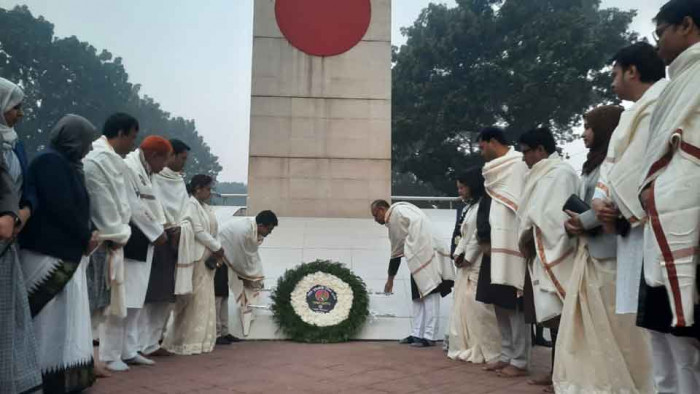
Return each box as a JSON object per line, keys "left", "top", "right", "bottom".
{"left": 88, "top": 341, "right": 551, "bottom": 393}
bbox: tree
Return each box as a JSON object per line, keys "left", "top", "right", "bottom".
{"left": 0, "top": 5, "right": 221, "bottom": 178}
{"left": 392, "top": 0, "right": 637, "bottom": 194}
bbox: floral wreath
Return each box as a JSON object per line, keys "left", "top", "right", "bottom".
{"left": 271, "top": 260, "right": 369, "bottom": 343}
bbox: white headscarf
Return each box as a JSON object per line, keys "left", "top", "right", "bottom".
{"left": 0, "top": 77, "right": 24, "bottom": 150}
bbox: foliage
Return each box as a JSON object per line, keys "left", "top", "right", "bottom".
{"left": 0, "top": 5, "right": 221, "bottom": 178}
{"left": 392, "top": 0, "right": 637, "bottom": 194}
{"left": 271, "top": 260, "right": 369, "bottom": 343}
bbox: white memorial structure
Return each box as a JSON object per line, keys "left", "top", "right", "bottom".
{"left": 224, "top": 0, "right": 456, "bottom": 340}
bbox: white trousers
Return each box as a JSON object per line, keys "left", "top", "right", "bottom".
{"left": 649, "top": 330, "right": 700, "bottom": 394}
{"left": 494, "top": 305, "right": 531, "bottom": 369}
{"left": 137, "top": 302, "right": 173, "bottom": 355}
{"left": 215, "top": 296, "right": 229, "bottom": 337}
{"left": 99, "top": 307, "right": 142, "bottom": 362}
{"left": 411, "top": 293, "right": 440, "bottom": 341}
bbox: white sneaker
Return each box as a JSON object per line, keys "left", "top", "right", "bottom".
{"left": 124, "top": 354, "right": 155, "bottom": 366}
{"left": 105, "top": 360, "right": 130, "bottom": 372}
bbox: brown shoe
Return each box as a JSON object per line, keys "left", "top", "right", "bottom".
{"left": 497, "top": 365, "right": 528, "bottom": 378}
{"left": 147, "top": 348, "right": 174, "bottom": 357}
{"left": 483, "top": 361, "right": 509, "bottom": 372}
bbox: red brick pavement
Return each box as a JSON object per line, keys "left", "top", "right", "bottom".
{"left": 87, "top": 342, "right": 551, "bottom": 394}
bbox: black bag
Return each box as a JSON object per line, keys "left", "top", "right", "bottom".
{"left": 204, "top": 255, "right": 219, "bottom": 271}
{"left": 562, "top": 194, "right": 590, "bottom": 214}
{"left": 123, "top": 222, "right": 150, "bottom": 261}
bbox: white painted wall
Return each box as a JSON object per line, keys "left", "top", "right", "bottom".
{"left": 216, "top": 207, "right": 458, "bottom": 340}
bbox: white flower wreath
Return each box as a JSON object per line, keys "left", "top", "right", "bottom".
{"left": 290, "top": 271, "right": 355, "bottom": 327}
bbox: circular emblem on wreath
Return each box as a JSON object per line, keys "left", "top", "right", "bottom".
{"left": 271, "top": 260, "right": 369, "bottom": 343}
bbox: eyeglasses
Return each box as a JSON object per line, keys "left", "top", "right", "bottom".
{"left": 653, "top": 24, "right": 670, "bottom": 43}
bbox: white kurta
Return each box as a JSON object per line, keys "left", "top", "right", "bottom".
{"left": 482, "top": 148, "right": 529, "bottom": 290}
{"left": 123, "top": 149, "right": 166, "bottom": 309}
{"left": 518, "top": 153, "right": 580, "bottom": 322}
{"left": 219, "top": 217, "right": 265, "bottom": 336}
{"left": 83, "top": 136, "right": 133, "bottom": 318}
{"left": 385, "top": 202, "right": 455, "bottom": 298}
{"left": 639, "top": 42, "right": 700, "bottom": 328}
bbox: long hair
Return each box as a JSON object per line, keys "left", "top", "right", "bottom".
{"left": 582, "top": 105, "right": 623, "bottom": 175}
{"left": 456, "top": 166, "right": 485, "bottom": 207}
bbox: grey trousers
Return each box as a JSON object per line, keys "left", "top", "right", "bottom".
{"left": 649, "top": 330, "right": 700, "bottom": 394}
{"left": 215, "top": 296, "right": 229, "bottom": 337}
{"left": 494, "top": 305, "right": 531, "bottom": 369}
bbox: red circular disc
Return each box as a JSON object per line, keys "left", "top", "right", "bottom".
{"left": 275, "top": 0, "right": 372, "bottom": 57}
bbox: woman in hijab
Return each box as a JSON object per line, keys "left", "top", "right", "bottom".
{"left": 19, "top": 114, "right": 100, "bottom": 393}
{"left": 0, "top": 77, "right": 42, "bottom": 394}
{"left": 0, "top": 77, "right": 32, "bottom": 230}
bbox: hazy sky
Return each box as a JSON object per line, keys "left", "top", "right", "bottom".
{"left": 0, "top": 0, "right": 665, "bottom": 182}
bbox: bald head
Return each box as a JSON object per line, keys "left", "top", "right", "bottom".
{"left": 370, "top": 199, "right": 390, "bottom": 225}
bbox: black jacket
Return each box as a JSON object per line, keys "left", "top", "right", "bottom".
{"left": 19, "top": 149, "right": 91, "bottom": 263}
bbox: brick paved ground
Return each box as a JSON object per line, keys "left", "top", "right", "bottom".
{"left": 87, "top": 341, "right": 551, "bottom": 394}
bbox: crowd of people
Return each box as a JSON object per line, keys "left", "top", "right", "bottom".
{"left": 0, "top": 79, "right": 278, "bottom": 393}
{"left": 1, "top": 1, "right": 698, "bottom": 394}
{"left": 373, "top": 2, "right": 699, "bottom": 393}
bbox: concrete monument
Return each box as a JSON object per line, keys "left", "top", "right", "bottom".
{"left": 247, "top": 0, "right": 392, "bottom": 218}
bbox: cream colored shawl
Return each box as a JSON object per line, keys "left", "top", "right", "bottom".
{"left": 386, "top": 202, "right": 454, "bottom": 298}
{"left": 518, "top": 153, "right": 579, "bottom": 306}
{"left": 596, "top": 80, "right": 668, "bottom": 225}
{"left": 220, "top": 217, "right": 265, "bottom": 282}
{"left": 152, "top": 167, "right": 188, "bottom": 228}
{"left": 482, "top": 148, "right": 528, "bottom": 290}
{"left": 639, "top": 43, "right": 700, "bottom": 328}
{"left": 175, "top": 196, "right": 220, "bottom": 295}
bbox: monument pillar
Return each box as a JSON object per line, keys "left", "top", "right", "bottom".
{"left": 247, "top": 0, "right": 392, "bottom": 218}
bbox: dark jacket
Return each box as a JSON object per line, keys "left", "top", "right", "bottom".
{"left": 19, "top": 149, "right": 91, "bottom": 263}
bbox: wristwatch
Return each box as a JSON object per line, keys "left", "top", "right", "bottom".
{"left": 0, "top": 211, "right": 21, "bottom": 226}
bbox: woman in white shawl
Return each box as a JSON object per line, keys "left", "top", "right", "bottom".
{"left": 163, "top": 174, "right": 224, "bottom": 355}
{"left": 0, "top": 77, "right": 42, "bottom": 394}
{"left": 555, "top": 106, "right": 653, "bottom": 393}
{"left": 447, "top": 167, "right": 501, "bottom": 363}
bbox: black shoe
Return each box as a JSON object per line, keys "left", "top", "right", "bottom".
{"left": 224, "top": 334, "right": 243, "bottom": 343}
{"left": 399, "top": 335, "right": 418, "bottom": 344}
{"left": 410, "top": 338, "right": 436, "bottom": 348}
{"left": 216, "top": 336, "right": 232, "bottom": 345}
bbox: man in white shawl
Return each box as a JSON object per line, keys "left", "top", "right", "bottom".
{"left": 637, "top": 2, "right": 700, "bottom": 392}
{"left": 219, "top": 210, "right": 278, "bottom": 338}
{"left": 371, "top": 200, "right": 455, "bottom": 348}
{"left": 84, "top": 113, "right": 137, "bottom": 374}
{"left": 137, "top": 139, "right": 190, "bottom": 357}
{"left": 517, "top": 128, "right": 579, "bottom": 383}
{"left": 477, "top": 127, "right": 531, "bottom": 376}
{"left": 99, "top": 136, "right": 171, "bottom": 371}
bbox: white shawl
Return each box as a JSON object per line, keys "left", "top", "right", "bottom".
{"left": 83, "top": 136, "right": 132, "bottom": 318}
{"left": 220, "top": 217, "right": 265, "bottom": 282}
{"left": 0, "top": 77, "right": 22, "bottom": 148}
{"left": 639, "top": 43, "right": 700, "bottom": 328}
{"left": 595, "top": 80, "right": 668, "bottom": 224}
{"left": 386, "top": 202, "right": 455, "bottom": 298}
{"left": 482, "top": 148, "right": 528, "bottom": 290}
{"left": 454, "top": 202, "right": 482, "bottom": 267}
{"left": 518, "top": 153, "right": 579, "bottom": 315}
{"left": 174, "top": 196, "right": 221, "bottom": 294}
{"left": 152, "top": 167, "right": 188, "bottom": 228}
